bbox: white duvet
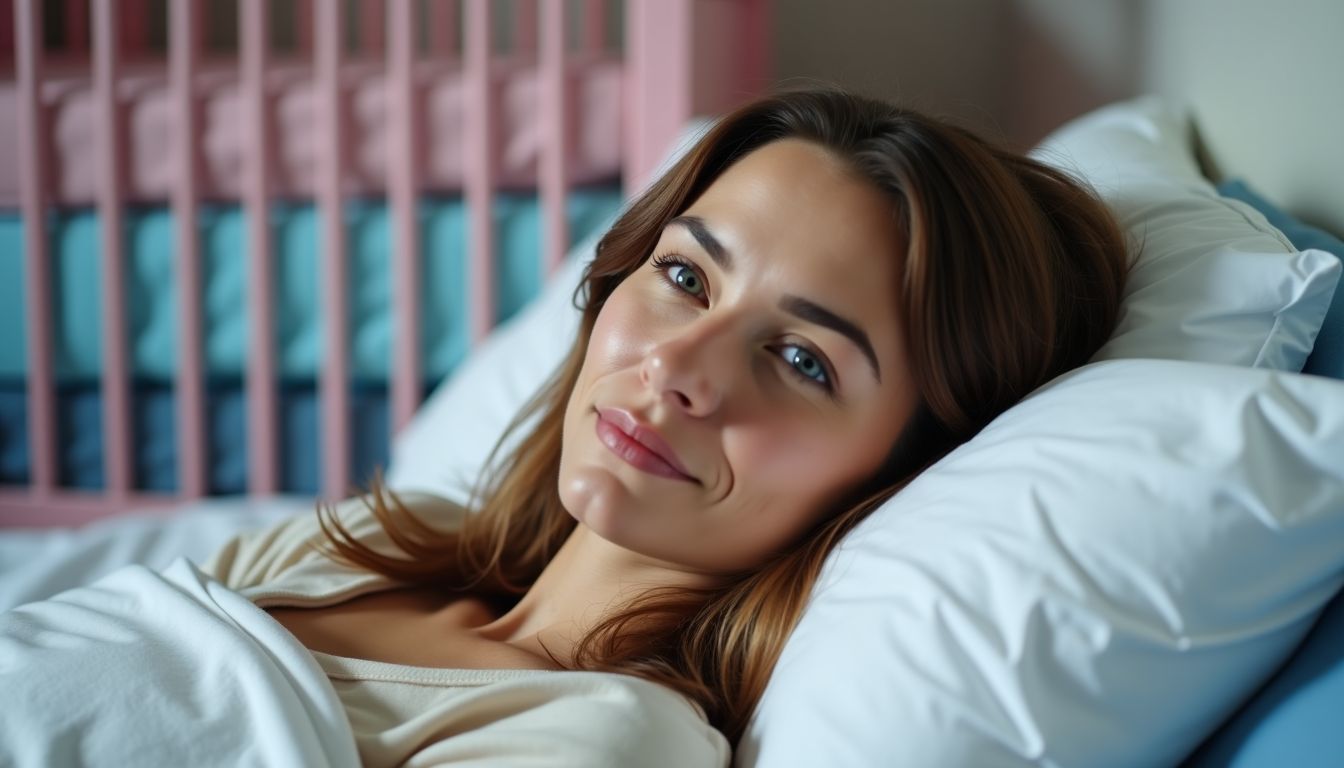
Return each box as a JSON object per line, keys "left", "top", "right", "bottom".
{"left": 0, "top": 497, "right": 311, "bottom": 612}
{"left": 0, "top": 558, "right": 359, "bottom": 767}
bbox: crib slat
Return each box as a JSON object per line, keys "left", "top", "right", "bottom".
{"left": 172, "top": 0, "right": 207, "bottom": 499}
{"left": 241, "top": 0, "right": 280, "bottom": 495}
{"left": 94, "top": 0, "right": 134, "bottom": 500}
{"left": 624, "top": 0, "right": 694, "bottom": 194}
{"left": 317, "top": 0, "right": 352, "bottom": 500}
{"left": 15, "top": 0, "right": 56, "bottom": 500}
{"left": 540, "top": 0, "right": 569, "bottom": 272}
{"left": 465, "top": 0, "right": 496, "bottom": 342}
{"left": 388, "top": 0, "right": 423, "bottom": 432}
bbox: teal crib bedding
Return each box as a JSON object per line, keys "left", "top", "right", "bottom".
{"left": 0, "top": 188, "right": 624, "bottom": 493}
{"left": 0, "top": 188, "right": 624, "bottom": 382}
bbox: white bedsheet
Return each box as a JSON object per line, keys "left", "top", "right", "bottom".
{"left": 0, "top": 557, "right": 360, "bottom": 767}
{"left": 0, "top": 496, "right": 312, "bottom": 611}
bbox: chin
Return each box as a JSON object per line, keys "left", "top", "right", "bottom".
{"left": 558, "top": 464, "right": 627, "bottom": 533}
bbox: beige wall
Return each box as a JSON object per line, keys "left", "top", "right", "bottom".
{"left": 773, "top": 0, "right": 1344, "bottom": 234}
{"left": 772, "top": 0, "right": 1143, "bottom": 150}
{"left": 772, "top": 0, "right": 1012, "bottom": 142}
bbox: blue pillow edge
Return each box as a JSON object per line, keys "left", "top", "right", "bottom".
{"left": 1216, "top": 179, "right": 1344, "bottom": 380}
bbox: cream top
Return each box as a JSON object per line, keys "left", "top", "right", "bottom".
{"left": 200, "top": 492, "right": 730, "bottom": 767}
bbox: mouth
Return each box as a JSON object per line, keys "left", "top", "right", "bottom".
{"left": 594, "top": 407, "right": 699, "bottom": 484}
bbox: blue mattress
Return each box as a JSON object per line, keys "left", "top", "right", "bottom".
{"left": 0, "top": 189, "right": 623, "bottom": 493}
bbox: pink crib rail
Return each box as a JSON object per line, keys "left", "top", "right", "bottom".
{"left": 1, "top": 0, "right": 771, "bottom": 528}
{"left": 315, "top": 0, "right": 353, "bottom": 506}
{"left": 174, "top": 0, "right": 208, "bottom": 500}
{"left": 93, "top": 0, "right": 132, "bottom": 502}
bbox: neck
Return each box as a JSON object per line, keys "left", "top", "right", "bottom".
{"left": 475, "top": 523, "right": 722, "bottom": 667}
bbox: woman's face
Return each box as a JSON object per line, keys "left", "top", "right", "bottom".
{"left": 559, "top": 138, "right": 918, "bottom": 574}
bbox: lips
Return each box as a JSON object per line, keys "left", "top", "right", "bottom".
{"left": 594, "top": 407, "right": 698, "bottom": 483}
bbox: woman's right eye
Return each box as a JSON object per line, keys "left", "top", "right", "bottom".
{"left": 650, "top": 254, "right": 708, "bottom": 301}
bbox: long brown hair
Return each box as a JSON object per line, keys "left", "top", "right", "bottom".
{"left": 318, "top": 88, "right": 1131, "bottom": 744}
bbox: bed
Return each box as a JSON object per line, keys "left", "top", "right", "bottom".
{"left": 3, "top": 1, "right": 1344, "bottom": 767}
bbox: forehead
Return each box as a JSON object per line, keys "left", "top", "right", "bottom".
{"left": 678, "top": 138, "right": 905, "bottom": 318}
{"left": 684, "top": 139, "right": 902, "bottom": 276}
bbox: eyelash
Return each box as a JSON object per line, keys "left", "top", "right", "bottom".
{"left": 648, "top": 253, "right": 839, "bottom": 399}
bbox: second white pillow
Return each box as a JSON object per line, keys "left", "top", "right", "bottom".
{"left": 1030, "top": 96, "right": 1340, "bottom": 370}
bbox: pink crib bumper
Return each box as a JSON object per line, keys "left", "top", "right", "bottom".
{"left": 0, "top": 56, "right": 623, "bottom": 206}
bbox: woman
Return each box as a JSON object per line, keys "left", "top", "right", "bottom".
{"left": 1, "top": 88, "right": 1129, "bottom": 767}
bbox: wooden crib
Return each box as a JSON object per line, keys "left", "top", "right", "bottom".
{"left": 0, "top": 0, "right": 772, "bottom": 526}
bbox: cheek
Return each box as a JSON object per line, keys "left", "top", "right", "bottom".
{"left": 727, "top": 419, "right": 884, "bottom": 505}
{"left": 586, "top": 286, "right": 651, "bottom": 373}
{"left": 735, "top": 431, "right": 817, "bottom": 482}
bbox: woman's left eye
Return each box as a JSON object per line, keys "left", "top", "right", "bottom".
{"left": 779, "top": 344, "right": 832, "bottom": 389}
{"left": 651, "top": 255, "right": 707, "bottom": 300}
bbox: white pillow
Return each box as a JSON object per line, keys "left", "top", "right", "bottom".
{"left": 738, "top": 358, "right": 1344, "bottom": 766}
{"left": 1030, "top": 96, "right": 1340, "bottom": 370}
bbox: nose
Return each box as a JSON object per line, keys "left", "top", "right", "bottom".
{"left": 639, "top": 319, "right": 734, "bottom": 417}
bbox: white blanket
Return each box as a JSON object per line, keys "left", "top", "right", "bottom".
{"left": 0, "top": 496, "right": 311, "bottom": 611}
{"left": 0, "top": 558, "right": 359, "bottom": 767}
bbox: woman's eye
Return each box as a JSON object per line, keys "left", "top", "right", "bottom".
{"left": 779, "top": 344, "right": 831, "bottom": 388}
{"left": 651, "top": 255, "right": 707, "bottom": 300}
{"left": 667, "top": 264, "right": 705, "bottom": 297}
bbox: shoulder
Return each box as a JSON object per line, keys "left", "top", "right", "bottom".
{"left": 416, "top": 671, "right": 731, "bottom": 767}
{"left": 198, "top": 491, "right": 467, "bottom": 591}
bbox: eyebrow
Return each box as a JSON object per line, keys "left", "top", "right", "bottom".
{"left": 667, "top": 215, "right": 882, "bottom": 383}
{"left": 780, "top": 295, "right": 882, "bottom": 383}
{"left": 669, "top": 215, "right": 732, "bottom": 272}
